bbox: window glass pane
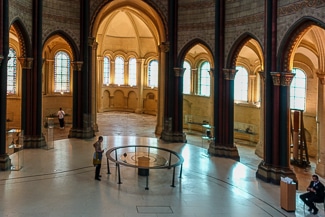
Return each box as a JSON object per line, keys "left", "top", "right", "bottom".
{"left": 199, "top": 61, "right": 210, "bottom": 96}
{"left": 234, "top": 66, "right": 248, "bottom": 101}
{"left": 290, "top": 68, "right": 306, "bottom": 110}
{"left": 183, "top": 61, "right": 191, "bottom": 94}
{"left": 54, "top": 51, "right": 70, "bottom": 92}
{"left": 148, "top": 60, "right": 158, "bottom": 87}
{"left": 7, "top": 48, "right": 17, "bottom": 94}
{"left": 129, "top": 58, "right": 137, "bottom": 86}
{"left": 115, "top": 56, "right": 124, "bottom": 85}
{"left": 103, "top": 56, "right": 110, "bottom": 85}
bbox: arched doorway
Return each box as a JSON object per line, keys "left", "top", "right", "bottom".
{"left": 42, "top": 35, "right": 74, "bottom": 130}
{"left": 91, "top": 0, "right": 166, "bottom": 135}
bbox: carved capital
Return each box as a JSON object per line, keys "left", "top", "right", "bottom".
{"left": 258, "top": 71, "right": 265, "bottom": 81}
{"left": 281, "top": 71, "right": 295, "bottom": 86}
{"left": 270, "top": 72, "right": 281, "bottom": 86}
{"left": 159, "top": 41, "right": 169, "bottom": 53}
{"left": 174, "top": 67, "right": 186, "bottom": 77}
{"left": 223, "top": 68, "right": 237, "bottom": 80}
{"left": 18, "top": 57, "right": 33, "bottom": 69}
{"left": 317, "top": 73, "right": 325, "bottom": 85}
{"left": 88, "top": 37, "right": 96, "bottom": 46}
{"left": 71, "top": 61, "right": 83, "bottom": 71}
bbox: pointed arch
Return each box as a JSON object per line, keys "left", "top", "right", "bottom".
{"left": 10, "top": 18, "right": 32, "bottom": 57}
{"left": 226, "top": 32, "right": 263, "bottom": 69}
{"left": 43, "top": 30, "right": 79, "bottom": 60}
{"left": 177, "top": 38, "right": 214, "bottom": 67}
{"left": 278, "top": 16, "right": 325, "bottom": 72}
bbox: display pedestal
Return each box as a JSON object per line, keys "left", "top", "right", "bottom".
{"left": 9, "top": 145, "right": 23, "bottom": 171}
{"left": 280, "top": 181, "right": 296, "bottom": 211}
{"left": 9, "top": 131, "right": 24, "bottom": 171}
{"left": 46, "top": 118, "right": 54, "bottom": 150}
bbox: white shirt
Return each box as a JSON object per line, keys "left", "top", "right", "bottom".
{"left": 57, "top": 110, "right": 65, "bottom": 119}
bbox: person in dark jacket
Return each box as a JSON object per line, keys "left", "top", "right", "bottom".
{"left": 300, "top": 174, "right": 325, "bottom": 214}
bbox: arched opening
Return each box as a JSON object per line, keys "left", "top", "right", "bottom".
{"left": 42, "top": 35, "right": 74, "bottom": 130}
{"left": 91, "top": 0, "right": 166, "bottom": 135}
{"left": 233, "top": 38, "right": 263, "bottom": 150}
{"left": 180, "top": 43, "right": 214, "bottom": 142}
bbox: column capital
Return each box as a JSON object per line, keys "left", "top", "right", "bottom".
{"left": 88, "top": 37, "right": 96, "bottom": 47}
{"left": 17, "top": 57, "right": 33, "bottom": 69}
{"left": 270, "top": 72, "right": 281, "bottom": 86}
{"left": 317, "top": 73, "right": 325, "bottom": 85}
{"left": 223, "top": 68, "right": 237, "bottom": 80}
{"left": 280, "top": 71, "right": 295, "bottom": 86}
{"left": 159, "top": 41, "right": 169, "bottom": 53}
{"left": 174, "top": 67, "right": 185, "bottom": 77}
{"left": 209, "top": 68, "right": 215, "bottom": 78}
{"left": 258, "top": 71, "right": 265, "bottom": 81}
{"left": 71, "top": 61, "right": 83, "bottom": 72}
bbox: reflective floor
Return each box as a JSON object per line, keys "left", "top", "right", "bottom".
{"left": 0, "top": 112, "right": 324, "bottom": 217}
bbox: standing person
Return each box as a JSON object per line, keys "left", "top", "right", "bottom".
{"left": 93, "top": 136, "right": 104, "bottom": 181}
{"left": 57, "top": 107, "right": 65, "bottom": 129}
{"left": 300, "top": 174, "right": 325, "bottom": 214}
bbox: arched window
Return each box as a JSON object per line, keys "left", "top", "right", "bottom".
{"left": 103, "top": 56, "right": 110, "bottom": 85}
{"left": 234, "top": 66, "right": 248, "bottom": 101}
{"left": 183, "top": 61, "right": 191, "bottom": 94}
{"left": 54, "top": 51, "right": 70, "bottom": 93}
{"left": 7, "top": 48, "right": 17, "bottom": 94}
{"left": 198, "top": 61, "right": 210, "bottom": 96}
{"left": 115, "top": 56, "right": 124, "bottom": 85}
{"left": 148, "top": 60, "right": 158, "bottom": 87}
{"left": 128, "top": 58, "right": 136, "bottom": 86}
{"left": 290, "top": 68, "right": 306, "bottom": 110}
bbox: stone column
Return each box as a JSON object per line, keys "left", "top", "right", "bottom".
{"left": 90, "top": 39, "right": 98, "bottom": 132}
{"left": 208, "top": 69, "right": 239, "bottom": 161}
{"left": 111, "top": 60, "right": 115, "bottom": 84}
{"left": 0, "top": 0, "right": 10, "bottom": 169}
{"left": 23, "top": 0, "right": 45, "bottom": 148}
{"left": 209, "top": 69, "right": 215, "bottom": 127}
{"left": 68, "top": 61, "right": 83, "bottom": 138}
{"left": 248, "top": 74, "right": 256, "bottom": 103}
{"left": 135, "top": 58, "right": 144, "bottom": 114}
{"left": 97, "top": 56, "right": 104, "bottom": 112}
{"left": 256, "top": 71, "right": 297, "bottom": 185}
{"left": 160, "top": 67, "right": 186, "bottom": 142}
{"left": 156, "top": 42, "right": 168, "bottom": 135}
{"left": 191, "top": 68, "right": 198, "bottom": 95}
{"left": 255, "top": 71, "right": 265, "bottom": 158}
{"left": 316, "top": 73, "right": 325, "bottom": 176}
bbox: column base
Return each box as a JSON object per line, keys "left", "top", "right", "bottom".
{"left": 24, "top": 135, "right": 46, "bottom": 148}
{"left": 135, "top": 108, "right": 143, "bottom": 114}
{"left": 256, "top": 161, "right": 298, "bottom": 186}
{"left": 208, "top": 142, "right": 240, "bottom": 161}
{"left": 255, "top": 141, "right": 264, "bottom": 158}
{"left": 0, "top": 154, "right": 11, "bottom": 171}
{"left": 68, "top": 128, "right": 95, "bottom": 139}
{"left": 160, "top": 130, "right": 186, "bottom": 143}
{"left": 315, "top": 162, "right": 325, "bottom": 177}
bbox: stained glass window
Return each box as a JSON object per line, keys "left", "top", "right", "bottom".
{"left": 54, "top": 51, "right": 70, "bottom": 93}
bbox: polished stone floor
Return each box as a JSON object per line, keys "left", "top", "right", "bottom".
{"left": 0, "top": 111, "right": 324, "bottom": 217}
